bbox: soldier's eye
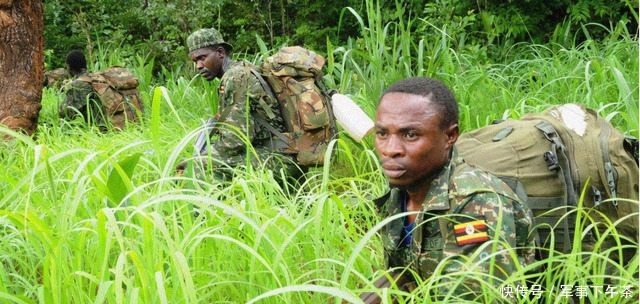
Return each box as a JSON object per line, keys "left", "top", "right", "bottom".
{"left": 404, "top": 130, "right": 417, "bottom": 139}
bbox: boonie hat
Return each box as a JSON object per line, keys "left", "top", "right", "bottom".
{"left": 187, "top": 28, "right": 233, "bottom": 53}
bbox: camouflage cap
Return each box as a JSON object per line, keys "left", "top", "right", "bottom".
{"left": 187, "top": 28, "right": 233, "bottom": 53}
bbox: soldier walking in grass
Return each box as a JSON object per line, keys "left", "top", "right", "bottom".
{"left": 364, "top": 77, "right": 536, "bottom": 302}
{"left": 181, "top": 28, "right": 304, "bottom": 182}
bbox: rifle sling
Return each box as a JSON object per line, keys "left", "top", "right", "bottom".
{"left": 249, "top": 69, "right": 297, "bottom": 151}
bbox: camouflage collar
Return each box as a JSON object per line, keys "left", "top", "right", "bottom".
{"left": 421, "top": 158, "right": 454, "bottom": 212}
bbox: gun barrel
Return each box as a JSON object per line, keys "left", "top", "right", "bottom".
{"left": 193, "top": 117, "right": 218, "bottom": 156}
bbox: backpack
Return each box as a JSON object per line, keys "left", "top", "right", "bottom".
{"left": 251, "top": 46, "right": 337, "bottom": 166}
{"left": 456, "top": 104, "right": 639, "bottom": 257}
{"left": 78, "top": 66, "right": 144, "bottom": 130}
{"left": 44, "top": 67, "right": 70, "bottom": 88}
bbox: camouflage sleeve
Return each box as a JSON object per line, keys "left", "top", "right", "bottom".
{"left": 209, "top": 66, "right": 276, "bottom": 163}
{"left": 59, "top": 80, "right": 94, "bottom": 120}
{"left": 438, "top": 191, "right": 524, "bottom": 288}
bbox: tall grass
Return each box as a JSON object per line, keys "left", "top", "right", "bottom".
{"left": 1, "top": 1, "right": 638, "bottom": 303}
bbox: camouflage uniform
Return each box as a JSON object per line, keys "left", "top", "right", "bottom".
{"left": 187, "top": 28, "right": 302, "bottom": 181}
{"left": 376, "top": 150, "right": 536, "bottom": 294}
{"left": 59, "top": 72, "right": 109, "bottom": 129}
{"left": 195, "top": 60, "right": 301, "bottom": 180}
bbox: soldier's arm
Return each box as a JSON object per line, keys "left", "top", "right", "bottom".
{"left": 437, "top": 192, "right": 521, "bottom": 292}
{"left": 210, "top": 70, "right": 271, "bottom": 159}
{"left": 359, "top": 269, "right": 414, "bottom": 304}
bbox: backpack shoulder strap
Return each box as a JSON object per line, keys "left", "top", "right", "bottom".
{"left": 250, "top": 69, "right": 277, "bottom": 102}
{"left": 534, "top": 121, "right": 578, "bottom": 206}
{"left": 534, "top": 120, "right": 575, "bottom": 252}
{"left": 314, "top": 77, "right": 338, "bottom": 140}
{"left": 249, "top": 69, "right": 296, "bottom": 150}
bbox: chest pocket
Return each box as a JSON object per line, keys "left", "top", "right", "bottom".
{"left": 416, "top": 217, "right": 446, "bottom": 276}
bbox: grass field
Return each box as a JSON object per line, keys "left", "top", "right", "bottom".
{"left": 0, "top": 7, "right": 638, "bottom": 304}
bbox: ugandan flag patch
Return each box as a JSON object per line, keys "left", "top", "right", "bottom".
{"left": 454, "top": 220, "right": 489, "bottom": 246}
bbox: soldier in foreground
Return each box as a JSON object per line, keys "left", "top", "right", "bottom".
{"left": 365, "top": 77, "right": 536, "bottom": 301}
{"left": 181, "top": 28, "right": 303, "bottom": 182}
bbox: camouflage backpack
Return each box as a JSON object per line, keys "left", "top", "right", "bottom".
{"left": 44, "top": 67, "right": 70, "bottom": 88}
{"left": 251, "top": 46, "right": 337, "bottom": 166}
{"left": 456, "top": 104, "right": 639, "bottom": 259}
{"left": 78, "top": 66, "right": 144, "bottom": 130}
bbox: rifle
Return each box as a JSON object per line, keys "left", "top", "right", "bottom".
{"left": 176, "top": 117, "right": 218, "bottom": 175}
{"left": 359, "top": 270, "right": 414, "bottom": 304}
{"left": 193, "top": 117, "right": 218, "bottom": 156}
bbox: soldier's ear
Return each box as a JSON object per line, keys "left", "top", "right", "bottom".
{"left": 445, "top": 123, "right": 459, "bottom": 147}
{"left": 215, "top": 46, "right": 226, "bottom": 57}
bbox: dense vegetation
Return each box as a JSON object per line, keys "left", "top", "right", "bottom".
{"left": 44, "top": 0, "right": 637, "bottom": 72}
{"left": 0, "top": 0, "right": 637, "bottom": 303}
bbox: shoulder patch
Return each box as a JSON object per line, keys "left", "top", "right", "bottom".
{"left": 454, "top": 219, "right": 489, "bottom": 246}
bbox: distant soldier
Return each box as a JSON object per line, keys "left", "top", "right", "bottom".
{"left": 59, "top": 50, "right": 143, "bottom": 130}
{"left": 44, "top": 49, "right": 86, "bottom": 89}
{"left": 181, "top": 28, "right": 304, "bottom": 181}
{"left": 366, "top": 77, "right": 536, "bottom": 301}
{"left": 65, "top": 49, "right": 88, "bottom": 77}
{"left": 59, "top": 50, "right": 98, "bottom": 124}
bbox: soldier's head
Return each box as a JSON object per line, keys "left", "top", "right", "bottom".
{"left": 374, "top": 77, "right": 459, "bottom": 191}
{"left": 66, "top": 50, "right": 87, "bottom": 76}
{"left": 187, "top": 28, "right": 233, "bottom": 81}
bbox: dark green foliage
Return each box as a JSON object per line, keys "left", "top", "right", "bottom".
{"left": 410, "top": 0, "right": 637, "bottom": 61}
{"left": 44, "top": 0, "right": 227, "bottom": 72}
{"left": 44, "top": 0, "right": 637, "bottom": 75}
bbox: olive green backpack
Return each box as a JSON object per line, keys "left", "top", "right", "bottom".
{"left": 456, "top": 104, "right": 639, "bottom": 258}
{"left": 251, "top": 46, "right": 337, "bottom": 166}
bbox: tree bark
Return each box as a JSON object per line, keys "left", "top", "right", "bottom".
{"left": 0, "top": 0, "right": 44, "bottom": 136}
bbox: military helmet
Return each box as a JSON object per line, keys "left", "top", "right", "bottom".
{"left": 187, "top": 28, "right": 233, "bottom": 53}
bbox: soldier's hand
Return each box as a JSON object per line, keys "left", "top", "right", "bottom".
{"left": 176, "top": 160, "right": 188, "bottom": 176}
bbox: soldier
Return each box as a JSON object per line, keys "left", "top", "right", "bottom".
{"left": 44, "top": 49, "right": 85, "bottom": 88}
{"left": 58, "top": 50, "right": 104, "bottom": 127}
{"left": 59, "top": 50, "right": 143, "bottom": 131}
{"left": 65, "top": 49, "right": 88, "bottom": 77}
{"left": 181, "top": 28, "right": 303, "bottom": 182}
{"left": 369, "top": 77, "right": 536, "bottom": 300}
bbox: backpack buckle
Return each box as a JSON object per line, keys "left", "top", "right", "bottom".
{"left": 543, "top": 151, "right": 559, "bottom": 171}
{"left": 591, "top": 186, "right": 602, "bottom": 206}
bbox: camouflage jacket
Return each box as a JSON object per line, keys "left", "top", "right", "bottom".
{"left": 59, "top": 72, "right": 108, "bottom": 128}
{"left": 376, "top": 150, "right": 536, "bottom": 293}
{"left": 205, "top": 60, "right": 293, "bottom": 173}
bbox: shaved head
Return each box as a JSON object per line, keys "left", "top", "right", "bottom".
{"left": 380, "top": 77, "right": 458, "bottom": 129}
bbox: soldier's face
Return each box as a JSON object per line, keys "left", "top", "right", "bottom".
{"left": 189, "top": 47, "right": 224, "bottom": 81}
{"left": 374, "top": 92, "right": 458, "bottom": 191}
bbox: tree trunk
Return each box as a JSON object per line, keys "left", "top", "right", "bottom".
{"left": 0, "top": 0, "right": 44, "bottom": 136}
